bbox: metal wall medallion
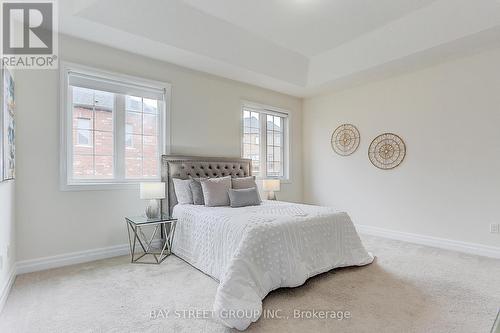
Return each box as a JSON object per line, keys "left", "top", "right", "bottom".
{"left": 368, "top": 133, "right": 406, "bottom": 170}
{"left": 331, "top": 124, "right": 360, "bottom": 156}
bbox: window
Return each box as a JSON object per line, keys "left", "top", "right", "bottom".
{"left": 241, "top": 103, "right": 289, "bottom": 179}
{"left": 61, "top": 63, "right": 170, "bottom": 189}
{"left": 125, "top": 123, "right": 134, "bottom": 148}
{"left": 76, "top": 117, "right": 92, "bottom": 146}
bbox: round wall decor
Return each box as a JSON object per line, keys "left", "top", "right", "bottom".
{"left": 368, "top": 133, "right": 406, "bottom": 170}
{"left": 331, "top": 124, "right": 360, "bottom": 156}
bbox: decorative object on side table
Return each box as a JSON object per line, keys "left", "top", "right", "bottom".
{"left": 140, "top": 182, "right": 165, "bottom": 219}
{"left": 331, "top": 124, "right": 360, "bottom": 156}
{"left": 263, "top": 179, "right": 280, "bottom": 200}
{"left": 125, "top": 214, "right": 177, "bottom": 264}
{"left": 368, "top": 133, "right": 406, "bottom": 170}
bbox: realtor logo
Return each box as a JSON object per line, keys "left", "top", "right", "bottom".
{"left": 1, "top": 0, "right": 58, "bottom": 69}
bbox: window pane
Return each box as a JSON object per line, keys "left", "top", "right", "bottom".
{"left": 77, "top": 118, "right": 91, "bottom": 130}
{"left": 125, "top": 124, "right": 134, "bottom": 148}
{"left": 125, "top": 158, "right": 142, "bottom": 178}
{"left": 242, "top": 110, "right": 261, "bottom": 175}
{"left": 273, "top": 147, "right": 282, "bottom": 162}
{"left": 95, "top": 109, "right": 113, "bottom": 132}
{"left": 75, "top": 129, "right": 92, "bottom": 147}
{"left": 71, "top": 87, "right": 114, "bottom": 180}
{"left": 126, "top": 112, "right": 142, "bottom": 134}
{"left": 143, "top": 159, "right": 158, "bottom": 178}
{"left": 143, "top": 98, "right": 158, "bottom": 114}
{"left": 143, "top": 114, "right": 158, "bottom": 136}
{"left": 267, "top": 115, "right": 273, "bottom": 127}
{"left": 94, "top": 91, "right": 114, "bottom": 110}
{"left": 126, "top": 96, "right": 142, "bottom": 112}
{"left": 125, "top": 95, "right": 161, "bottom": 179}
{"left": 243, "top": 144, "right": 251, "bottom": 157}
{"left": 126, "top": 135, "right": 143, "bottom": 158}
{"left": 143, "top": 136, "right": 158, "bottom": 160}
{"left": 73, "top": 155, "right": 94, "bottom": 179}
{"left": 274, "top": 133, "right": 281, "bottom": 146}
{"left": 95, "top": 131, "right": 113, "bottom": 156}
{"left": 72, "top": 87, "right": 94, "bottom": 106}
{"left": 94, "top": 155, "right": 113, "bottom": 178}
{"left": 273, "top": 116, "right": 282, "bottom": 131}
{"left": 73, "top": 109, "right": 93, "bottom": 130}
{"left": 267, "top": 131, "right": 273, "bottom": 146}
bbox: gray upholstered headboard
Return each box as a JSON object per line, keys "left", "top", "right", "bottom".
{"left": 161, "top": 155, "right": 252, "bottom": 215}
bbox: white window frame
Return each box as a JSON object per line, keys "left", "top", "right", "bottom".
{"left": 240, "top": 101, "right": 291, "bottom": 182}
{"left": 59, "top": 62, "right": 172, "bottom": 191}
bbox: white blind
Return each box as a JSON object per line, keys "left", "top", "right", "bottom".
{"left": 68, "top": 72, "right": 165, "bottom": 101}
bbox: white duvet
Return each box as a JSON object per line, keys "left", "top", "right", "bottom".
{"left": 171, "top": 200, "right": 374, "bottom": 330}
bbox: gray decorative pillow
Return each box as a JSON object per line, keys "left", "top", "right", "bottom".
{"left": 231, "top": 176, "right": 257, "bottom": 189}
{"left": 189, "top": 177, "right": 207, "bottom": 205}
{"left": 172, "top": 178, "right": 194, "bottom": 204}
{"left": 232, "top": 176, "right": 261, "bottom": 202}
{"left": 228, "top": 187, "right": 262, "bottom": 208}
{"left": 201, "top": 176, "right": 232, "bottom": 207}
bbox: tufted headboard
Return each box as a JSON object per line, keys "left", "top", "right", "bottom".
{"left": 161, "top": 155, "right": 252, "bottom": 215}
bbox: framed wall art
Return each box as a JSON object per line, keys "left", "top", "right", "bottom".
{"left": 2, "top": 68, "right": 15, "bottom": 180}
{"left": 368, "top": 133, "right": 406, "bottom": 170}
{"left": 331, "top": 124, "right": 360, "bottom": 156}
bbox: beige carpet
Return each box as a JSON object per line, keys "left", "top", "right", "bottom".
{"left": 1, "top": 235, "right": 499, "bottom": 333}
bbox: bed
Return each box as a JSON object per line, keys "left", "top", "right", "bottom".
{"left": 161, "top": 155, "right": 374, "bottom": 330}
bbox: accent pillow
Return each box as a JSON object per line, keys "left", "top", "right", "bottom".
{"left": 232, "top": 176, "right": 261, "bottom": 202}
{"left": 231, "top": 176, "right": 257, "bottom": 189}
{"left": 200, "top": 176, "right": 232, "bottom": 207}
{"left": 228, "top": 187, "right": 262, "bottom": 208}
{"left": 189, "top": 177, "right": 207, "bottom": 205}
{"left": 172, "top": 178, "right": 194, "bottom": 204}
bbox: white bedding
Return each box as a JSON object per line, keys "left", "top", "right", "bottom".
{"left": 171, "top": 200, "right": 374, "bottom": 330}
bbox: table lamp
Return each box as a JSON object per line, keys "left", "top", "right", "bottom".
{"left": 140, "top": 182, "right": 166, "bottom": 219}
{"left": 263, "top": 179, "right": 280, "bottom": 200}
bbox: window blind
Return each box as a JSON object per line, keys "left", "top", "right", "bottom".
{"left": 68, "top": 72, "right": 165, "bottom": 101}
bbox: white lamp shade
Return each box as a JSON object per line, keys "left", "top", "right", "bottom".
{"left": 140, "top": 182, "right": 166, "bottom": 199}
{"left": 263, "top": 179, "right": 280, "bottom": 192}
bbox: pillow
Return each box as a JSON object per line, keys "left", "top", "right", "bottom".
{"left": 172, "top": 178, "right": 194, "bottom": 204}
{"left": 200, "top": 176, "right": 232, "bottom": 207}
{"left": 189, "top": 178, "right": 207, "bottom": 205}
{"left": 231, "top": 176, "right": 257, "bottom": 189}
{"left": 228, "top": 187, "right": 262, "bottom": 208}
{"left": 231, "top": 176, "right": 261, "bottom": 202}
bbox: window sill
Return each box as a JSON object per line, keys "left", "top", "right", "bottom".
{"left": 60, "top": 182, "right": 145, "bottom": 192}
{"left": 255, "top": 177, "right": 292, "bottom": 185}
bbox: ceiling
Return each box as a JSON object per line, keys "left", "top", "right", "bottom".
{"left": 60, "top": 0, "right": 500, "bottom": 97}
{"left": 181, "top": 0, "right": 438, "bottom": 57}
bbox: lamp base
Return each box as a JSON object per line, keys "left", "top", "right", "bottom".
{"left": 267, "top": 191, "right": 277, "bottom": 200}
{"left": 145, "top": 199, "right": 160, "bottom": 219}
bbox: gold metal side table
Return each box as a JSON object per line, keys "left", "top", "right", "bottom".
{"left": 125, "top": 214, "right": 177, "bottom": 264}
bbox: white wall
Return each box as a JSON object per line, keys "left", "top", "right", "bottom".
{"left": 15, "top": 34, "right": 302, "bottom": 262}
{"left": 0, "top": 181, "right": 15, "bottom": 308}
{"left": 303, "top": 46, "right": 500, "bottom": 248}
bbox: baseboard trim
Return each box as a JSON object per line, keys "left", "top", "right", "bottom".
{"left": 0, "top": 265, "right": 17, "bottom": 314}
{"left": 356, "top": 224, "right": 500, "bottom": 259}
{"left": 16, "top": 243, "right": 131, "bottom": 275}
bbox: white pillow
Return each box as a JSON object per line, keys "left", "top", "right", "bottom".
{"left": 172, "top": 178, "right": 194, "bottom": 204}
{"left": 200, "top": 176, "right": 232, "bottom": 207}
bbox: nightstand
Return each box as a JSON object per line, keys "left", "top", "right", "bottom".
{"left": 125, "top": 214, "right": 177, "bottom": 264}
